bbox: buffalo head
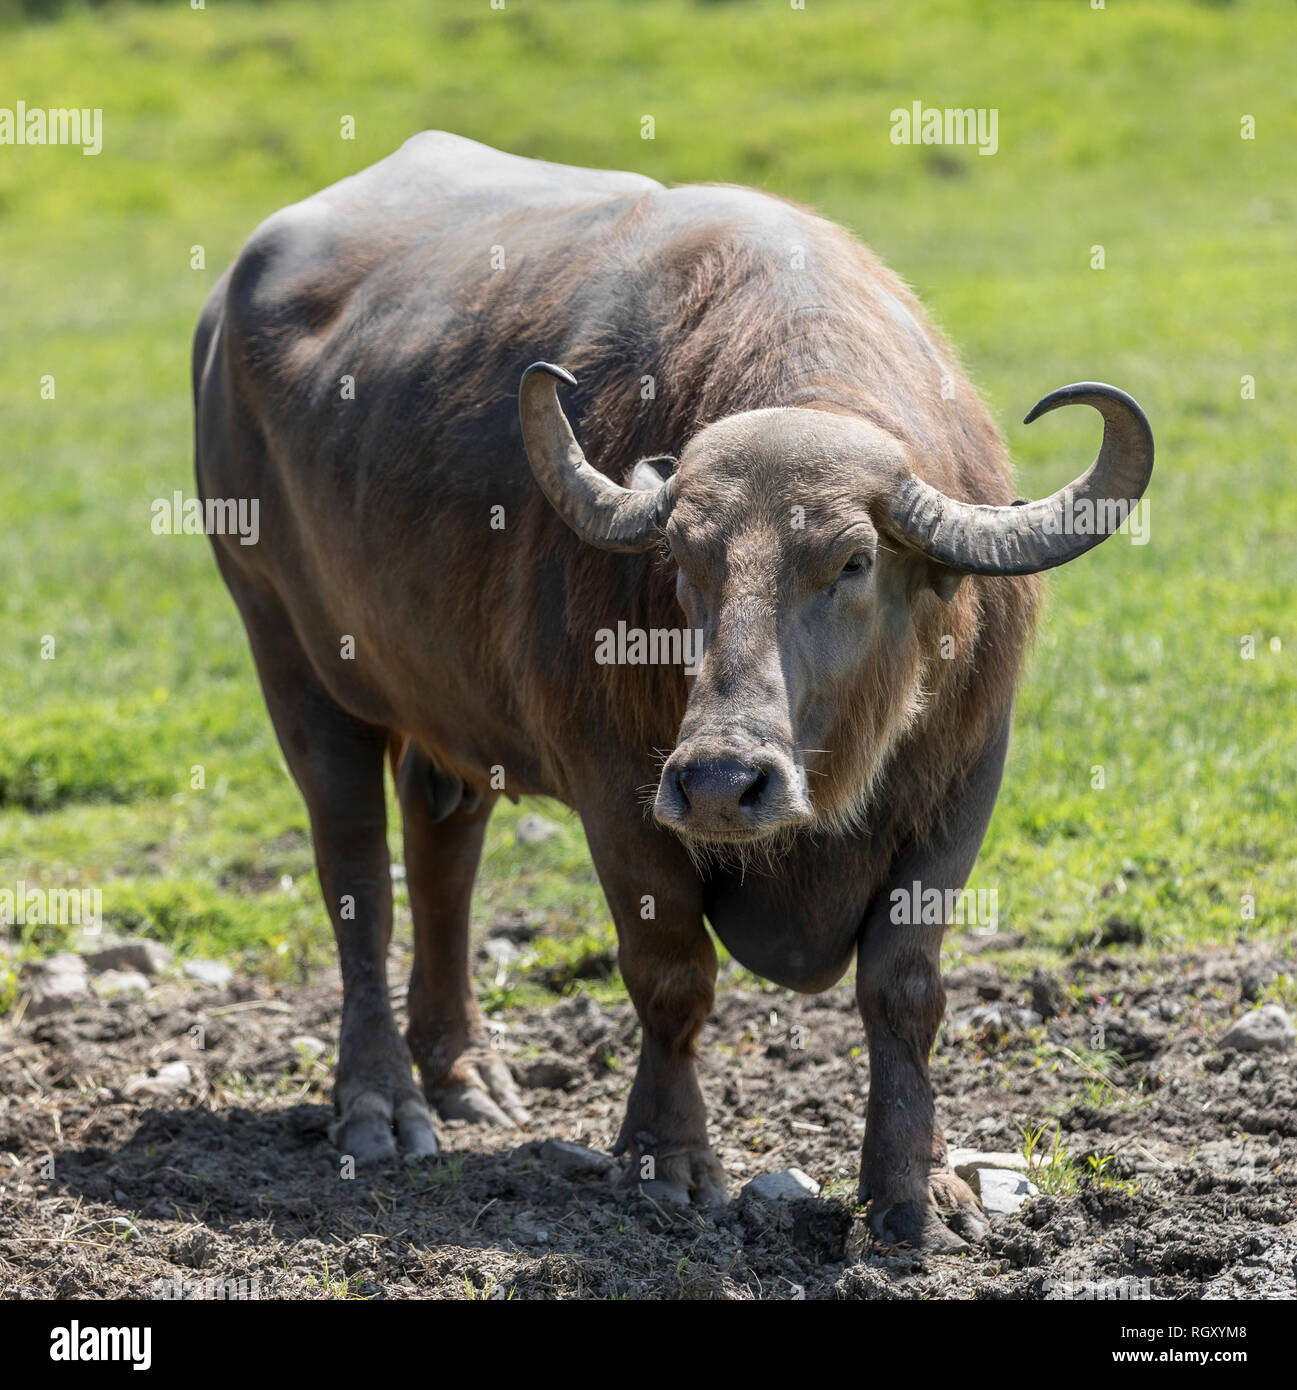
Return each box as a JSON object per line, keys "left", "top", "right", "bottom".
{"left": 520, "top": 362, "right": 1152, "bottom": 848}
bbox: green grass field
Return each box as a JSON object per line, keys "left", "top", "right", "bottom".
{"left": 1, "top": 0, "right": 1293, "bottom": 1009}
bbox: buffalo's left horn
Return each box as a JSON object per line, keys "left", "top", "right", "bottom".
{"left": 885, "top": 383, "right": 1153, "bottom": 575}
{"left": 519, "top": 362, "right": 675, "bottom": 552}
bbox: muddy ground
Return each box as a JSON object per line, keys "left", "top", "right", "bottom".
{"left": 1, "top": 931, "right": 1294, "bottom": 1300}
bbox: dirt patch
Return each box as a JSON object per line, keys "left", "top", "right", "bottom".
{"left": 1, "top": 936, "right": 1294, "bottom": 1300}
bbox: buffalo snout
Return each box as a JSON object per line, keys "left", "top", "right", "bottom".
{"left": 654, "top": 744, "right": 812, "bottom": 842}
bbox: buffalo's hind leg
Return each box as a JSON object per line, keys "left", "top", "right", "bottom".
{"left": 395, "top": 745, "right": 528, "bottom": 1128}
{"left": 225, "top": 574, "right": 438, "bottom": 1163}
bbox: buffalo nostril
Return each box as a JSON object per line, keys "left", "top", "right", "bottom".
{"left": 739, "top": 767, "right": 768, "bottom": 809}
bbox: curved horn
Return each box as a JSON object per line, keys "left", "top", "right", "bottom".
{"left": 518, "top": 362, "right": 674, "bottom": 552}
{"left": 885, "top": 383, "right": 1153, "bottom": 575}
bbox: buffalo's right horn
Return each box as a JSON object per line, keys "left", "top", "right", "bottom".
{"left": 518, "top": 362, "right": 675, "bottom": 552}
{"left": 885, "top": 383, "right": 1153, "bottom": 575}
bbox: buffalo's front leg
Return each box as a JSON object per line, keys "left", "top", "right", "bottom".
{"left": 856, "top": 921, "right": 986, "bottom": 1250}
{"left": 616, "top": 920, "right": 726, "bottom": 1204}
{"left": 585, "top": 814, "right": 726, "bottom": 1205}
{"left": 856, "top": 715, "right": 1012, "bottom": 1250}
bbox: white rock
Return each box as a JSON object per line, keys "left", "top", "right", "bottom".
{"left": 1219, "top": 1005, "right": 1294, "bottom": 1053}
{"left": 124, "top": 1061, "right": 192, "bottom": 1098}
{"left": 92, "top": 969, "right": 151, "bottom": 999}
{"left": 948, "top": 1148, "right": 1028, "bottom": 1181}
{"left": 950, "top": 1003, "right": 1042, "bottom": 1034}
{"left": 183, "top": 958, "right": 233, "bottom": 989}
{"left": 741, "top": 1168, "right": 820, "bottom": 1202}
{"left": 30, "top": 951, "right": 87, "bottom": 977}
{"left": 484, "top": 936, "right": 521, "bottom": 967}
{"left": 23, "top": 953, "right": 91, "bottom": 1016}
{"left": 515, "top": 814, "right": 560, "bottom": 847}
{"left": 289, "top": 1035, "right": 328, "bottom": 1059}
{"left": 972, "top": 1167, "right": 1038, "bottom": 1215}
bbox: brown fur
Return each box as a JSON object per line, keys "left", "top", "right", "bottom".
{"left": 437, "top": 191, "right": 1038, "bottom": 849}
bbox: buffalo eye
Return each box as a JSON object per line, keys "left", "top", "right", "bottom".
{"left": 838, "top": 553, "right": 870, "bottom": 579}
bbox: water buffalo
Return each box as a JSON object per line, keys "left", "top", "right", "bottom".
{"left": 193, "top": 132, "right": 1152, "bottom": 1249}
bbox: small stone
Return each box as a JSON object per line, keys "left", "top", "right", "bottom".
{"left": 972, "top": 1168, "right": 1037, "bottom": 1215}
{"left": 509, "top": 1210, "right": 549, "bottom": 1245}
{"left": 124, "top": 1060, "right": 192, "bottom": 1098}
{"left": 289, "top": 1035, "right": 328, "bottom": 1059}
{"left": 484, "top": 936, "right": 521, "bottom": 967}
{"left": 518, "top": 1055, "right": 582, "bottom": 1090}
{"left": 538, "top": 1139, "right": 617, "bottom": 1181}
{"left": 30, "top": 950, "right": 87, "bottom": 976}
{"left": 183, "top": 959, "right": 233, "bottom": 989}
{"left": 1219, "top": 1005, "right": 1295, "bottom": 1053}
{"left": 1240, "top": 962, "right": 1278, "bottom": 1003}
{"left": 84, "top": 940, "right": 173, "bottom": 977}
{"left": 92, "top": 969, "right": 151, "bottom": 999}
{"left": 515, "top": 814, "right": 560, "bottom": 847}
{"left": 1099, "top": 917, "right": 1144, "bottom": 947}
{"left": 950, "top": 1002, "right": 1041, "bottom": 1034}
{"left": 1099, "top": 1015, "right": 1160, "bottom": 1060}
{"left": 1030, "top": 968, "right": 1066, "bottom": 1020}
{"left": 951, "top": 1002, "right": 1000, "bottom": 1031}
{"left": 741, "top": 1168, "right": 821, "bottom": 1202}
{"left": 948, "top": 963, "right": 1001, "bottom": 999}
{"left": 947, "top": 1148, "right": 1028, "bottom": 1181}
{"left": 22, "top": 953, "right": 91, "bottom": 1016}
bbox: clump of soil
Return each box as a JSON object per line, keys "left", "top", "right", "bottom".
{"left": 1, "top": 936, "right": 1293, "bottom": 1299}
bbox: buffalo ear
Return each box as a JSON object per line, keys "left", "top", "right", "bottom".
{"left": 894, "top": 551, "right": 964, "bottom": 604}
{"left": 927, "top": 562, "right": 965, "bottom": 602}
{"left": 629, "top": 455, "right": 677, "bottom": 491}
